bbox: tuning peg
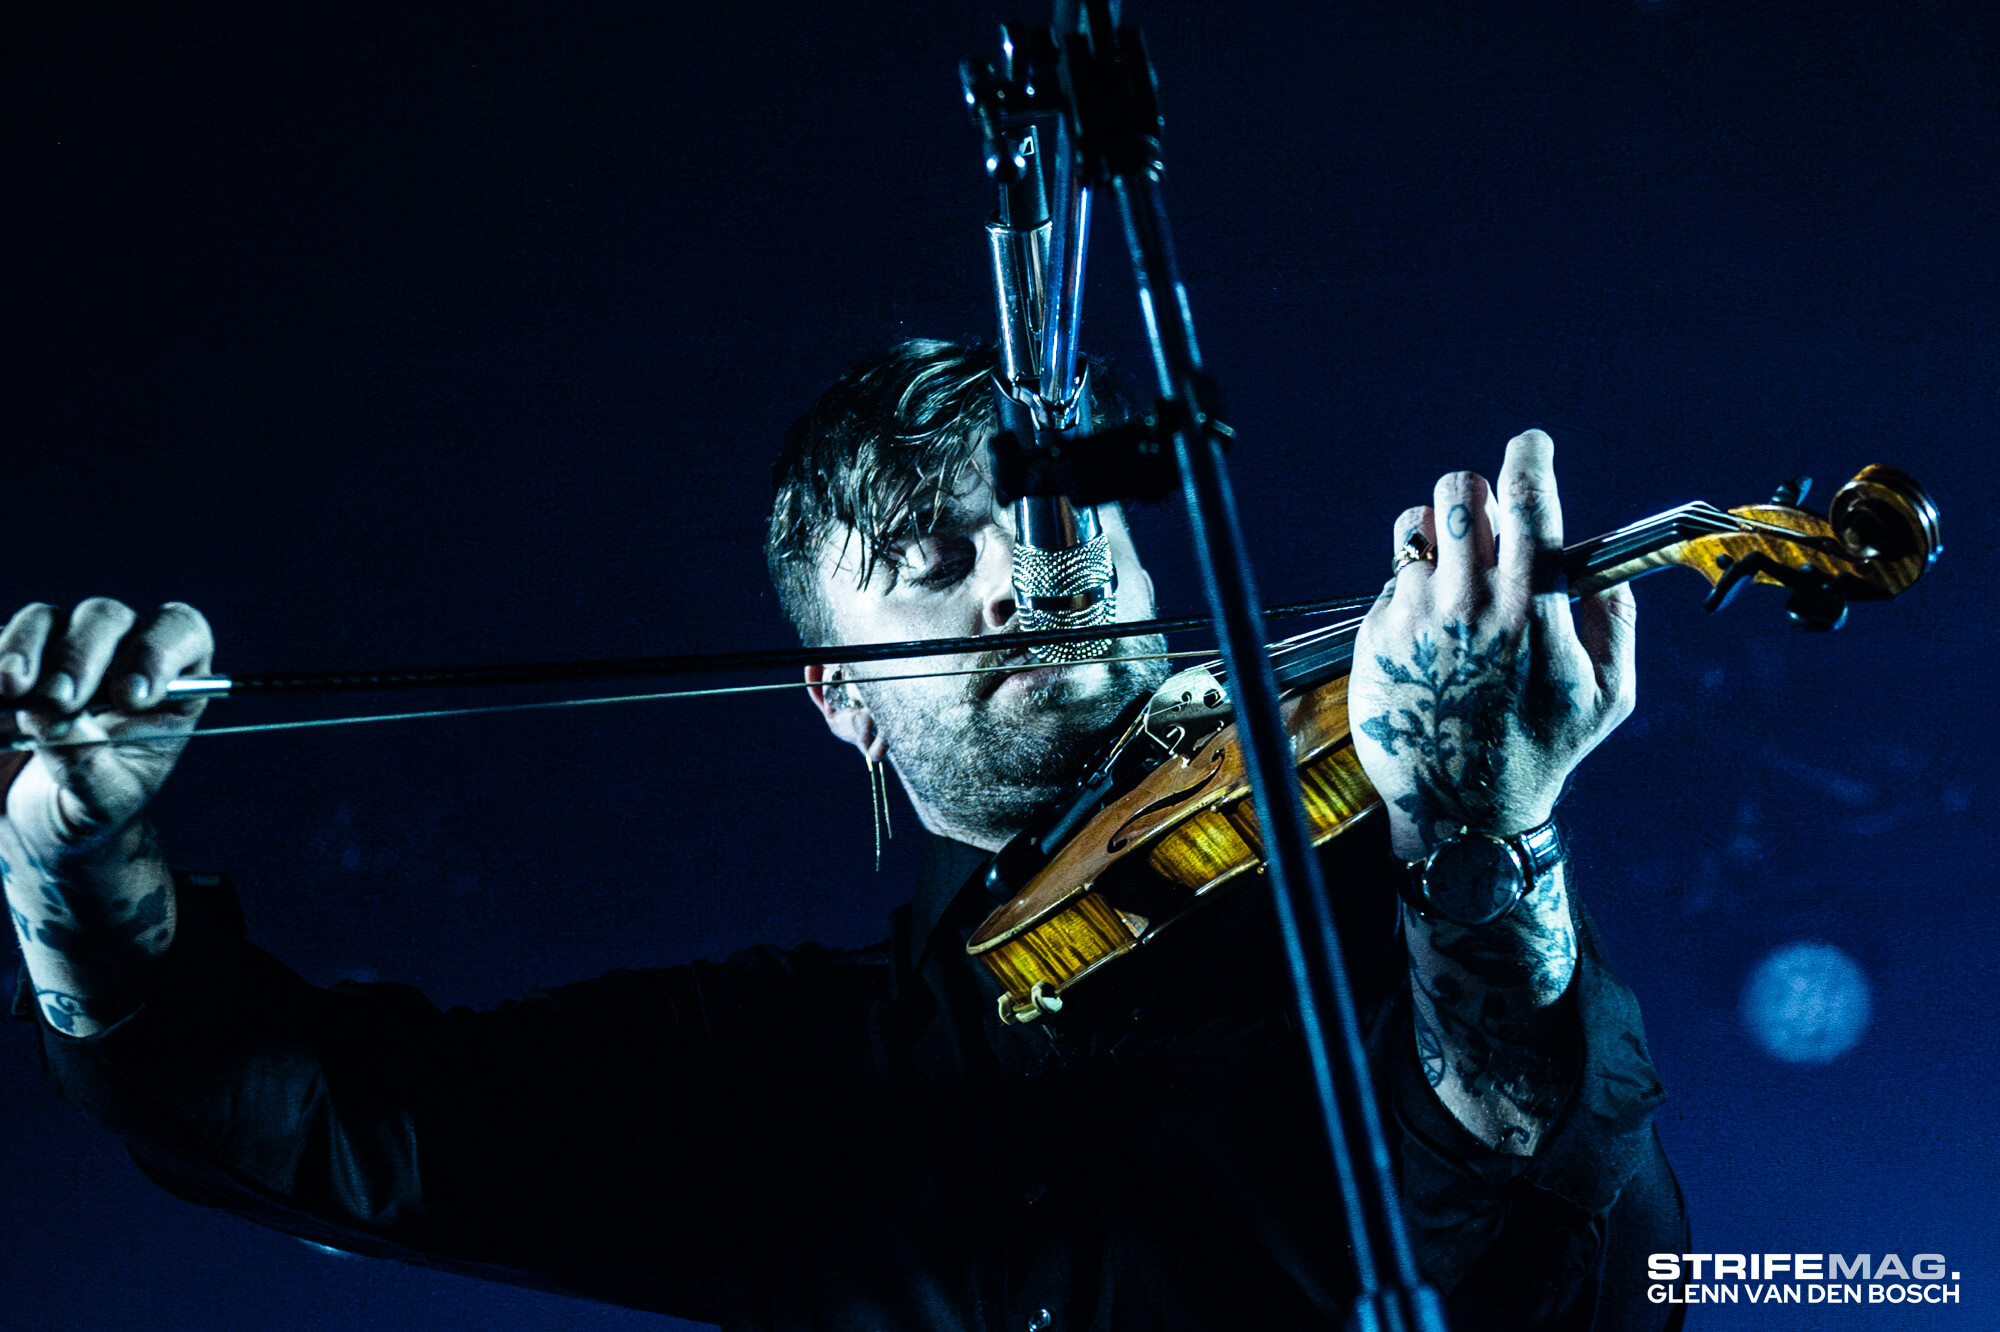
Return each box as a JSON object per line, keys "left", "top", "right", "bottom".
{"left": 1785, "top": 585, "right": 1848, "bottom": 632}
{"left": 1771, "top": 475, "right": 1813, "bottom": 507}
{"left": 1701, "top": 553, "right": 1760, "bottom": 613}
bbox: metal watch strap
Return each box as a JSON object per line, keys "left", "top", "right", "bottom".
{"left": 1399, "top": 816, "right": 1567, "bottom": 925}
{"left": 1507, "top": 816, "right": 1566, "bottom": 883}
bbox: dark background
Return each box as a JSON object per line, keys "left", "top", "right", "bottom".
{"left": 3, "top": 1, "right": 1992, "bottom": 1328}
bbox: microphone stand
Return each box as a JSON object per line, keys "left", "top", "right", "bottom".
{"left": 964, "top": 5, "right": 1447, "bottom": 1329}
{"left": 976, "top": 22, "right": 1122, "bottom": 664}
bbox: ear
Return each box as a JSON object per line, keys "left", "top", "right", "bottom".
{"left": 1098, "top": 501, "right": 1158, "bottom": 619}
{"left": 804, "top": 664, "right": 889, "bottom": 763}
{"left": 1129, "top": 564, "right": 1156, "bottom": 618}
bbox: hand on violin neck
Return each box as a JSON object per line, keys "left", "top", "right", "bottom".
{"left": 1349, "top": 430, "right": 1637, "bottom": 861}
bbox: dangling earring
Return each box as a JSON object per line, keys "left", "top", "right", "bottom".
{"left": 830, "top": 669, "right": 893, "bottom": 871}
{"left": 867, "top": 756, "right": 894, "bottom": 871}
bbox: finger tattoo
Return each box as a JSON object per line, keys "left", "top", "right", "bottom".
{"left": 1446, "top": 503, "right": 1472, "bottom": 540}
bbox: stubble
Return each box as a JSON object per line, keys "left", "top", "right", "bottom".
{"left": 857, "top": 637, "right": 1170, "bottom": 848}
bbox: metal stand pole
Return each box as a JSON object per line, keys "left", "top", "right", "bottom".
{"left": 1108, "top": 160, "right": 1446, "bottom": 1332}
{"left": 967, "top": 5, "right": 1451, "bottom": 1326}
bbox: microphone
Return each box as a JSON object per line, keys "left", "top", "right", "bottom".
{"left": 970, "top": 60, "right": 1117, "bottom": 665}
{"left": 990, "top": 372, "right": 1119, "bottom": 665}
{"left": 1011, "top": 493, "right": 1119, "bottom": 663}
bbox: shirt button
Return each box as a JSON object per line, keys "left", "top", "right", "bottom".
{"left": 1027, "top": 1310, "right": 1052, "bottom": 1332}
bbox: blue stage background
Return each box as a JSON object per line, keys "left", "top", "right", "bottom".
{"left": 4, "top": 1, "right": 1992, "bottom": 1327}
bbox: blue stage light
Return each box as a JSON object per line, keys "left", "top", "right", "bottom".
{"left": 1741, "top": 941, "right": 1872, "bottom": 1063}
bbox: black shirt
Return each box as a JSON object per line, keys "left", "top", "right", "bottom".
{"left": 22, "top": 819, "right": 1685, "bottom": 1331}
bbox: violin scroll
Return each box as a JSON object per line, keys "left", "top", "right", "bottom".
{"left": 1572, "top": 464, "right": 1941, "bottom": 628}
{"left": 1828, "top": 465, "right": 1941, "bottom": 572}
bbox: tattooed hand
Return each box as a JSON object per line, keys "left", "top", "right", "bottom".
{"left": 1349, "top": 431, "right": 1635, "bottom": 859}
{"left": 0, "top": 599, "right": 213, "bottom": 1036}
{"left": 1351, "top": 432, "right": 1632, "bottom": 1155}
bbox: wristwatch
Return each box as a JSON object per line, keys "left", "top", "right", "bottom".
{"left": 1401, "top": 818, "right": 1566, "bottom": 927}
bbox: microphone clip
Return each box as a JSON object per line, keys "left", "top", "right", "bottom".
{"left": 988, "top": 374, "right": 1229, "bottom": 510}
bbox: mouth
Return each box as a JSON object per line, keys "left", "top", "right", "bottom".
{"left": 980, "top": 651, "right": 1064, "bottom": 699}
{"left": 995, "top": 661, "right": 1069, "bottom": 693}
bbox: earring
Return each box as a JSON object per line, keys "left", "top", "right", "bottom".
{"left": 830, "top": 670, "right": 891, "bottom": 869}
{"left": 867, "top": 756, "right": 894, "bottom": 871}
{"left": 827, "top": 670, "right": 860, "bottom": 713}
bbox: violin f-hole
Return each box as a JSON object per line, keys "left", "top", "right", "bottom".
{"left": 1106, "top": 746, "right": 1228, "bottom": 853}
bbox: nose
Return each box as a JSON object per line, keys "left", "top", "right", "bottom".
{"left": 978, "top": 530, "right": 1018, "bottom": 633}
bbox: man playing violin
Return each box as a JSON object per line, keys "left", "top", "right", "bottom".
{"left": 5, "top": 340, "right": 1682, "bottom": 1329}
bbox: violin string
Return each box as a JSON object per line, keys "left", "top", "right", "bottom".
{"left": 1579, "top": 504, "right": 1745, "bottom": 565}
{"left": 3, "top": 648, "right": 1230, "bottom": 753}
{"left": 1094, "top": 610, "right": 1374, "bottom": 685}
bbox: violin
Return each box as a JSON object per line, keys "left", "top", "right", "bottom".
{"left": 968, "top": 464, "right": 1942, "bottom": 1024}
{"left": 29, "top": 460, "right": 1939, "bottom": 1031}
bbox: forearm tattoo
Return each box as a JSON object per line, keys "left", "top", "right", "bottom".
{"left": 3, "top": 821, "right": 175, "bottom": 1036}
{"left": 1404, "top": 861, "right": 1578, "bottom": 1157}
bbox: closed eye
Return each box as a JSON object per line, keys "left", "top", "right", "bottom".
{"left": 904, "top": 535, "right": 979, "bottom": 590}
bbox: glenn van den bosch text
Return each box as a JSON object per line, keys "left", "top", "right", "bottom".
{"left": 1646, "top": 1254, "right": 1964, "bottom": 1307}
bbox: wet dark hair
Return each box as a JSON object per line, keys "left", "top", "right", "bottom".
{"left": 767, "top": 339, "right": 1129, "bottom": 647}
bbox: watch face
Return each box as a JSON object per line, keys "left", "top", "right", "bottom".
{"left": 1423, "top": 835, "right": 1526, "bottom": 926}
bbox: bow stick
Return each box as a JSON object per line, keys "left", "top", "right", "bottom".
{"left": 152, "top": 593, "right": 1378, "bottom": 700}
{"left": 4, "top": 597, "right": 1381, "bottom": 753}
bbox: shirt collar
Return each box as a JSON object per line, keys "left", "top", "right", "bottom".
{"left": 909, "top": 832, "right": 997, "bottom": 970}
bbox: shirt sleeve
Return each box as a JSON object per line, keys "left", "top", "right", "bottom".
{"left": 19, "top": 869, "right": 882, "bottom": 1324}
{"left": 1380, "top": 894, "right": 1683, "bottom": 1329}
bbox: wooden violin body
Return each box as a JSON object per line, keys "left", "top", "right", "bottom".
{"left": 970, "top": 674, "right": 1380, "bottom": 1021}
{"left": 968, "top": 464, "right": 1942, "bottom": 1024}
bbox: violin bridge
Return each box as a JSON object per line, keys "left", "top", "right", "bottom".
{"left": 1143, "top": 664, "right": 1232, "bottom": 757}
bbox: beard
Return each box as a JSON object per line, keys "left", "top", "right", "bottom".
{"left": 855, "top": 635, "right": 1171, "bottom": 849}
